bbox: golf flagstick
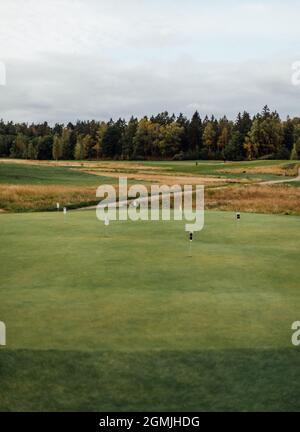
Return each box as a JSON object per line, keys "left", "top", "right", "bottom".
{"left": 188, "top": 231, "right": 193, "bottom": 257}
{"left": 235, "top": 211, "right": 241, "bottom": 230}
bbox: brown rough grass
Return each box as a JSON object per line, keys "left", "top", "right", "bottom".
{"left": 0, "top": 184, "right": 97, "bottom": 212}
{"left": 1, "top": 182, "right": 300, "bottom": 215}
{"left": 86, "top": 170, "right": 237, "bottom": 186}
{"left": 218, "top": 164, "right": 299, "bottom": 177}
{"left": 205, "top": 184, "right": 300, "bottom": 215}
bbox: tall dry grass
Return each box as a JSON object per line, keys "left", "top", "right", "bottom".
{"left": 1, "top": 183, "right": 299, "bottom": 215}
{"left": 219, "top": 163, "right": 299, "bottom": 177}
{"left": 205, "top": 184, "right": 300, "bottom": 215}
{"left": 0, "top": 184, "right": 97, "bottom": 212}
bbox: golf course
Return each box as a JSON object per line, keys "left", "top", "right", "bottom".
{"left": 2, "top": 0, "right": 300, "bottom": 417}
{"left": 0, "top": 159, "right": 300, "bottom": 411}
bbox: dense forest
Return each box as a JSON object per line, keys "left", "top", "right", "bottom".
{"left": 0, "top": 106, "right": 299, "bottom": 161}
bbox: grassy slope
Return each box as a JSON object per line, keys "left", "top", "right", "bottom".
{"left": 1, "top": 210, "right": 300, "bottom": 411}
{"left": 2, "top": 159, "right": 298, "bottom": 184}
{"left": 0, "top": 162, "right": 118, "bottom": 212}
{"left": 0, "top": 162, "right": 114, "bottom": 186}
{"left": 140, "top": 160, "right": 300, "bottom": 180}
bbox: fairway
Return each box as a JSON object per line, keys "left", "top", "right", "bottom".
{"left": 0, "top": 162, "right": 114, "bottom": 186}
{"left": 1, "top": 210, "right": 300, "bottom": 411}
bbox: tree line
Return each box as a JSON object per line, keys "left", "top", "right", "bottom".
{"left": 0, "top": 106, "right": 299, "bottom": 161}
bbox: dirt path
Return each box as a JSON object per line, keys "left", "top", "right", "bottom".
{"left": 75, "top": 168, "right": 300, "bottom": 211}
{"left": 84, "top": 170, "right": 237, "bottom": 186}
{"left": 77, "top": 189, "right": 196, "bottom": 211}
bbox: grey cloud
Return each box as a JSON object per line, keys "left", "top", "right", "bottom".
{"left": 0, "top": 53, "right": 299, "bottom": 124}
{"left": 0, "top": 1, "right": 300, "bottom": 123}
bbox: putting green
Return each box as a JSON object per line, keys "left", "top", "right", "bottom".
{"left": 0, "top": 210, "right": 300, "bottom": 411}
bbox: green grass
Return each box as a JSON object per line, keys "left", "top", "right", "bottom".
{"left": 139, "top": 160, "right": 300, "bottom": 180}
{"left": 286, "top": 181, "right": 300, "bottom": 187}
{"left": 1, "top": 160, "right": 299, "bottom": 186}
{"left": 1, "top": 210, "right": 300, "bottom": 411}
{"left": 0, "top": 162, "right": 114, "bottom": 186}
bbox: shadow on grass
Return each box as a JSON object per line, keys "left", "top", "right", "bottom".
{"left": 0, "top": 348, "right": 299, "bottom": 411}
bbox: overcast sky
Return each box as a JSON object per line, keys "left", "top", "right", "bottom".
{"left": 0, "top": 0, "right": 299, "bottom": 124}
